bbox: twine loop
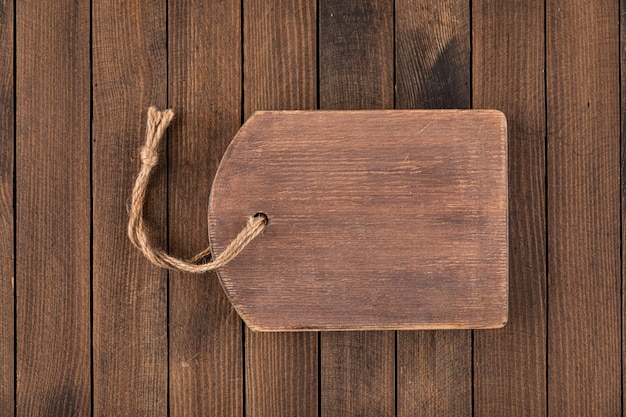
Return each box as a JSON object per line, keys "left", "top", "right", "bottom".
{"left": 127, "top": 106, "right": 266, "bottom": 273}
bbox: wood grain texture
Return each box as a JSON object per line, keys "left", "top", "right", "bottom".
{"left": 0, "top": 0, "right": 13, "bottom": 413}
{"left": 244, "top": 0, "right": 317, "bottom": 118}
{"left": 167, "top": 1, "right": 243, "bottom": 416}
{"left": 320, "top": 331, "right": 393, "bottom": 415}
{"left": 319, "top": 0, "right": 394, "bottom": 111}
{"left": 398, "top": 331, "right": 470, "bottom": 416}
{"left": 473, "top": 1, "right": 547, "bottom": 416}
{"left": 243, "top": 0, "right": 318, "bottom": 415}
{"left": 396, "top": 0, "right": 470, "bottom": 109}
{"left": 319, "top": 2, "right": 393, "bottom": 413}
{"left": 622, "top": 0, "right": 626, "bottom": 411}
{"left": 210, "top": 110, "right": 508, "bottom": 330}
{"left": 7, "top": 2, "right": 626, "bottom": 415}
{"left": 92, "top": 1, "right": 167, "bottom": 415}
{"left": 16, "top": 0, "right": 91, "bottom": 415}
{"left": 0, "top": 1, "right": 16, "bottom": 417}
{"left": 395, "top": 1, "right": 472, "bottom": 415}
{"left": 547, "top": 0, "right": 621, "bottom": 415}
{"left": 245, "top": 332, "right": 317, "bottom": 416}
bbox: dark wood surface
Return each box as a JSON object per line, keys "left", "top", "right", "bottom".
{"left": 93, "top": 1, "right": 168, "bottom": 415}
{"left": 547, "top": 0, "right": 621, "bottom": 415}
{"left": 210, "top": 110, "right": 508, "bottom": 330}
{"left": 0, "top": 1, "right": 15, "bottom": 410}
{"left": 2, "top": 0, "right": 624, "bottom": 416}
{"left": 473, "top": 1, "right": 547, "bottom": 416}
{"left": 622, "top": 0, "right": 626, "bottom": 412}
{"left": 16, "top": 0, "right": 91, "bottom": 415}
{"left": 0, "top": 0, "right": 13, "bottom": 413}
{"left": 168, "top": 1, "right": 243, "bottom": 416}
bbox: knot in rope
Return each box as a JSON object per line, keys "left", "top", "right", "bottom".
{"left": 140, "top": 146, "right": 158, "bottom": 168}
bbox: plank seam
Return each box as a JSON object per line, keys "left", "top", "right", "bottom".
{"left": 12, "top": 0, "right": 17, "bottom": 414}
{"left": 469, "top": 2, "right": 475, "bottom": 416}
{"left": 89, "top": 0, "right": 94, "bottom": 415}
{"left": 394, "top": 331, "right": 397, "bottom": 417}
{"left": 240, "top": 1, "right": 247, "bottom": 416}
{"left": 316, "top": 2, "right": 321, "bottom": 415}
{"left": 242, "top": 324, "right": 247, "bottom": 417}
{"left": 392, "top": 2, "right": 397, "bottom": 414}
{"left": 316, "top": 0, "right": 321, "bottom": 111}
{"left": 617, "top": 1, "right": 624, "bottom": 415}
{"left": 165, "top": 0, "right": 171, "bottom": 415}
{"left": 318, "top": 332, "right": 321, "bottom": 417}
{"left": 543, "top": 0, "right": 549, "bottom": 415}
{"left": 392, "top": 3, "right": 397, "bottom": 415}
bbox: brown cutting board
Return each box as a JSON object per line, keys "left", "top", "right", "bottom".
{"left": 209, "top": 110, "right": 508, "bottom": 331}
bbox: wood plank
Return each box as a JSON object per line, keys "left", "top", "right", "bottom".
{"left": 0, "top": 0, "right": 14, "bottom": 413}
{"left": 245, "top": 332, "right": 318, "bottom": 416}
{"left": 15, "top": 0, "right": 91, "bottom": 415}
{"left": 396, "top": 0, "right": 470, "bottom": 109}
{"left": 472, "top": 1, "right": 547, "bottom": 416}
{"left": 319, "top": 0, "right": 394, "bottom": 110}
{"left": 398, "top": 332, "right": 470, "bottom": 416}
{"left": 243, "top": 0, "right": 318, "bottom": 414}
{"left": 395, "top": 1, "right": 472, "bottom": 414}
{"left": 243, "top": 0, "right": 317, "bottom": 117}
{"left": 547, "top": 0, "right": 621, "bottom": 415}
{"left": 92, "top": 1, "right": 168, "bottom": 415}
{"left": 318, "top": 0, "right": 394, "bottom": 414}
{"left": 210, "top": 110, "right": 508, "bottom": 331}
{"left": 167, "top": 0, "right": 243, "bottom": 415}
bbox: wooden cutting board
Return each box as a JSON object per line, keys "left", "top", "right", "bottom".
{"left": 208, "top": 110, "right": 507, "bottom": 331}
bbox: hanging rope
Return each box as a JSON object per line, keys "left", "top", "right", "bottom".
{"left": 128, "top": 106, "right": 266, "bottom": 273}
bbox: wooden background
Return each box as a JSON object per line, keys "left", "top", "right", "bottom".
{"left": 0, "top": 0, "right": 621, "bottom": 415}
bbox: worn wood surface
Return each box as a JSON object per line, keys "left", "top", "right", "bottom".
{"left": 547, "top": 0, "right": 621, "bottom": 415}
{"left": 5, "top": 0, "right": 626, "bottom": 415}
{"left": 92, "top": 1, "right": 168, "bottom": 415}
{"left": 473, "top": 0, "right": 547, "bottom": 416}
{"left": 167, "top": 1, "right": 243, "bottom": 416}
{"left": 395, "top": 1, "right": 472, "bottom": 415}
{"left": 210, "top": 110, "right": 508, "bottom": 330}
{"left": 16, "top": 0, "right": 91, "bottom": 415}
{"left": 243, "top": 0, "right": 319, "bottom": 415}
{"left": 0, "top": 0, "right": 13, "bottom": 413}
